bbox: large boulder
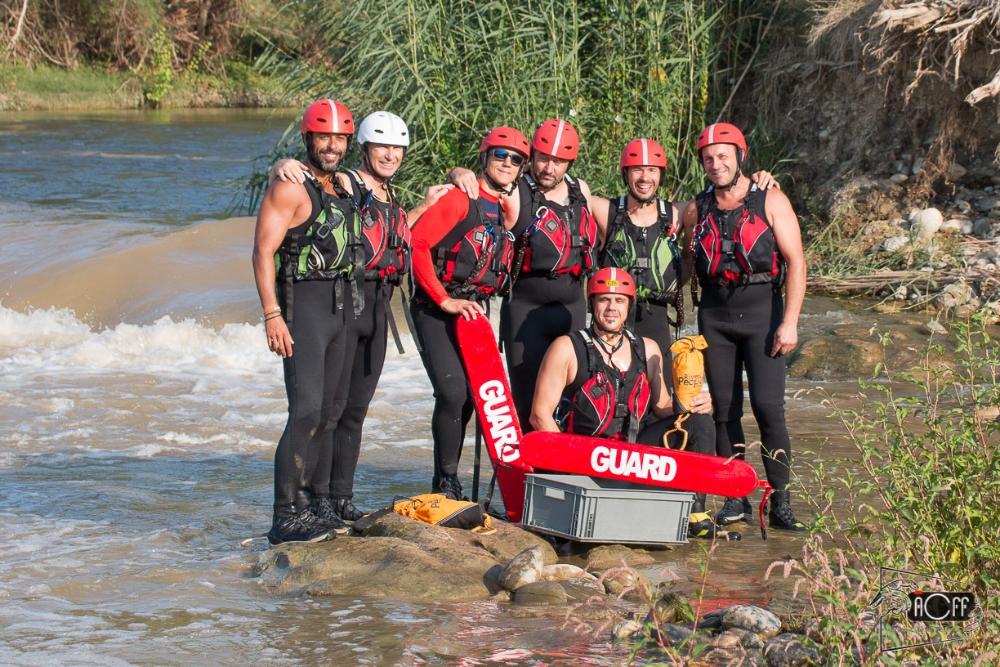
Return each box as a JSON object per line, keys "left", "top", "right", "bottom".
{"left": 721, "top": 605, "right": 782, "bottom": 639}
{"left": 585, "top": 544, "right": 657, "bottom": 571}
{"left": 250, "top": 512, "right": 553, "bottom": 603}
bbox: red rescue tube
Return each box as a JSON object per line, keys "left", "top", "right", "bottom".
{"left": 455, "top": 314, "right": 533, "bottom": 521}
{"left": 518, "top": 431, "right": 761, "bottom": 497}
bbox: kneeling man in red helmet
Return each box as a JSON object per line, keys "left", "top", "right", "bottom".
{"left": 530, "top": 268, "right": 717, "bottom": 518}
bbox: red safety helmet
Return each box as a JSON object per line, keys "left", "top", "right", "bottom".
{"left": 479, "top": 126, "right": 530, "bottom": 156}
{"left": 695, "top": 122, "right": 747, "bottom": 159}
{"left": 531, "top": 119, "right": 579, "bottom": 160}
{"left": 620, "top": 138, "right": 667, "bottom": 170}
{"left": 588, "top": 267, "right": 636, "bottom": 300}
{"left": 300, "top": 99, "right": 355, "bottom": 135}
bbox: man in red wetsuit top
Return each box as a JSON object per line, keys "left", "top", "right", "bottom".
{"left": 410, "top": 126, "right": 531, "bottom": 499}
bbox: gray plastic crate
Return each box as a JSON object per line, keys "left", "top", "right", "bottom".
{"left": 522, "top": 474, "right": 693, "bottom": 545}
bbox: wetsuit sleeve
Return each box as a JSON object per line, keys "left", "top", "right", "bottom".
{"left": 411, "top": 188, "right": 469, "bottom": 306}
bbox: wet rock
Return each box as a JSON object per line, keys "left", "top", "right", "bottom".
{"left": 561, "top": 580, "right": 606, "bottom": 603}
{"left": 512, "top": 580, "right": 568, "bottom": 606}
{"left": 472, "top": 521, "right": 557, "bottom": 565}
{"left": 911, "top": 207, "right": 943, "bottom": 239}
{"left": 936, "top": 282, "right": 975, "bottom": 310}
{"left": 498, "top": 546, "right": 544, "bottom": 592}
{"left": 954, "top": 199, "right": 972, "bottom": 215}
{"left": 696, "top": 646, "right": 765, "bottom": 666}
{"left": 762, "top": 632, "right": 821, "bottom": 666}
{"left": 652, "top": 593, "right": 695, "bottom": 625}
{"left": 941, "top": 218, "right": 973, "bottom": 234}
{"left": 612, "top": 616, "right": 645, "bottom": 641}
{"left": 721, "top": 605, "right": 781, "bottom": 639}
{"left": 882, "top": 235, "right": 909, "bottom": 252}
{"left": 946, "top": 162, "right": 968, "bottom": 181}
{"left": 602, "top": 569, "right": 652, "bottom": 599}
{"left": 585, "top": 544, "right": 656, "bottom": 571}
{"left": 541, "top": 563, "right": 594, "bottom": 583}
{"left": 788, "top": 337, "right": 883, "bottom": 380}
{"left": 973, "top": 219, "right": 995, "bottom": 239}
{"left": 924, "top": 320, "right": 947, "bottom": 335}
{"left": 252, "top": 512, "right": 507, "bottom": 602}
{"left": 714, "top": 628, "right": 766, "bottom": 650}
{"left": 974, "top": 196, "right": 998, "bottom": 213}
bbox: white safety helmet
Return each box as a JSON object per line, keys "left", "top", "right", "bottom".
{"left": 356, "top": 111, "right": 410, "bottom": 147}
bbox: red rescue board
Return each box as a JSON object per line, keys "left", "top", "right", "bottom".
{"left": 518, "top": 430, "right": 762, "bottom": 497}
{"left": 455, "top": 314, "right": 533, "bottom": 521}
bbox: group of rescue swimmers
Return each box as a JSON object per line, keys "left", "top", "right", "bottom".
{"left": 252, "top": 99, "right": 807, "bottom": 546}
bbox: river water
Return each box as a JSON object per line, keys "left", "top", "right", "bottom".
{"left": 0, "top": 110, "right": 874, "bottom": 665}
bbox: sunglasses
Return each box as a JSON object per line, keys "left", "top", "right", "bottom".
{"left": 489, "top": 148, "right": 525, "bottom": 166}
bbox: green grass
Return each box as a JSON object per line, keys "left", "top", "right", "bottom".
{"left": 0, "top": 63, "right": 142, "bottom": 110}
{"left": 0, "top": 62, "right": 298, "bottom": 112}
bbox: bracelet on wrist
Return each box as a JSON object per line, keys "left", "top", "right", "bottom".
{"left": 263, "top": 311, "right": 283, "bottom": 322}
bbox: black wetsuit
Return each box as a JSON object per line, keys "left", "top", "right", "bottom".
{"left": 698, "top": 283, "right": 790, "bottom": 488}
{"left": 502, "top": 176, "right": 593, "bottom": 430}
{"left": 308, "top": 182, "right": 407, "bottom": 502}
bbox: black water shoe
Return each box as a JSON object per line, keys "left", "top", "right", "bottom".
{"left": 267, "top": 507, "right": 334, "bottom": 546}
{"left": 436, "top": 475, "right": 464, "bottom": 501}
{"left": 311, "top": 497, "right": 351, "bottom": 534}
{"left": 768, "top": 490, "right": 806, "bottom": 531}
{"left": 715, "top": 496, "right": 752, "bottom": 526}
{"left": 333, "top": 497, "right": 366, "bottom": 522}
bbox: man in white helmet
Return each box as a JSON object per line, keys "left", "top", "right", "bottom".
{"left": 270, "top": 111, "right": 452, "bottom": 525}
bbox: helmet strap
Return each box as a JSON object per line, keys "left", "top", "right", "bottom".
{"left": 480, "top": 152, "right": 520, "bottom": 196}
{"left": 622, "top": 169, "right": 661, "bottom": 204}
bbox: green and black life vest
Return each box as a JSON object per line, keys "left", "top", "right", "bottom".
{"left": 600, "top": 197, "right": 681, "bottom": 306}
{"left": 274, "top": 174, "right": 365, "bottom": 318}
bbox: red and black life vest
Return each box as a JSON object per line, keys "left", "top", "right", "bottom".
{"left": 514, "top": 174, "right": 597, "bottom": 279}
{"left": 342, "top": 169, "right": 412, "bottom": 285}
{"left": 432, "top": 195, "right": 515, "bottom": 301}
{"left": 562, "top": 328, "right": 651, "bottom": 443}
{"left": 599, "top": 197, "right": 681, "bottom": 305}
{"left": 693, "top": 183, "right": 784, "bottom": 286}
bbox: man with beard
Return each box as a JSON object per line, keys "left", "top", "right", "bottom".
{"left": 529, "top": 268, "right": 717, "bottom": 522}
{"left": 682, "top": 122, "right": 807, "bottom": 531}
{"left": 270, "top": 112, "right": 452, "bottom": 527}
{"left": 252, "top": 99, "right": 362, "bottom": 545}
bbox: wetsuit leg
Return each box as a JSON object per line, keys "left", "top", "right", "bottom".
{"left": 633, "top": 301, "right": 673, "bottom": 378}
{"left": 274, "top": 280, "right": 347, "bottom": 513}
{"left": 321, "top": 281, "right": 386, "bottom": 499}
{"left": 410, "top": 297, "right": 474, "bottom": 483}
{"left": 636, "top": 413, "right": 715, "bottom": 455}
{"left": 698, "top": 286, "right": 746, "bottom": 461}
{"left": 501, "top": 274, "right": 586, "bottom": 430}
{"left": 740, "top": 287, "right": 792, "bottom": 490}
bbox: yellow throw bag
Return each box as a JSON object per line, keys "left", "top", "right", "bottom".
{"left": 392, "top": 493, "right": 494, "bottom": 532}
{"left": 670, "top": 335, "right": 708, "bottom": 412}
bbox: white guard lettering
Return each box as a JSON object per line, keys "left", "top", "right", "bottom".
{"left": 589, "top": 445, "right": 676, "bottom": 482}
{"left": 479, "top": 380, "right": 520, "bottom": 463}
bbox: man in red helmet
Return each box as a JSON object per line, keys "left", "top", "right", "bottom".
{"left": 450, "top": 119, "right": 602, "bottom": 430}
{"left": 409, "top": 126, "right": 529, "bottom": 499}
{"left": 682, "top": 122, "right": 807, "bottom": 531}
{"left": 252, "top": 99, "right": 362, "bottom": 544}
{"left": 530, "top": 267, "right": 717, "bottom": 523}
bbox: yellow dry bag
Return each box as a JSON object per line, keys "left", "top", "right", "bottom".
{"left": 670, "top": 335, "right": 708, "bottom": 412}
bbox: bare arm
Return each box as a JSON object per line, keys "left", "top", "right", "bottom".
{"left": 766, "top": 189, "right": 806, "bottom": 356}
{"left": 529, "top": 336, "right": 577, "bottom": 433}
{"left": 269, "top": 158, "right": 309, "bottom": 185}
{"left": 577, "top": 179, "right": 610, "bottom": 243}
{"left": 447, "top": 166, "right": 479, "bottom": 199}
{"left": 645, "top": 339, "right": 676, "bottom": 419}
{"left": 679, "top": 201, "right": 698, "bottom": 288}
{"left": 252, "top": 181, "right": 309, "bottom": 357}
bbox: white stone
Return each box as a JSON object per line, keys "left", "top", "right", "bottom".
{"left": 721, "top": 605, "right": 781, "bottom": 639}
{"left": 941, "top": 218, "right": 973, "bottom": 234}
{"left": 889, "top": 173, "right": 908, "bottom": 184}
{"left": 912, "top": 208, "right": 944, "bottom": 239}
{"left": 882, "top": 235, "right": 909, "bottom": 253}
